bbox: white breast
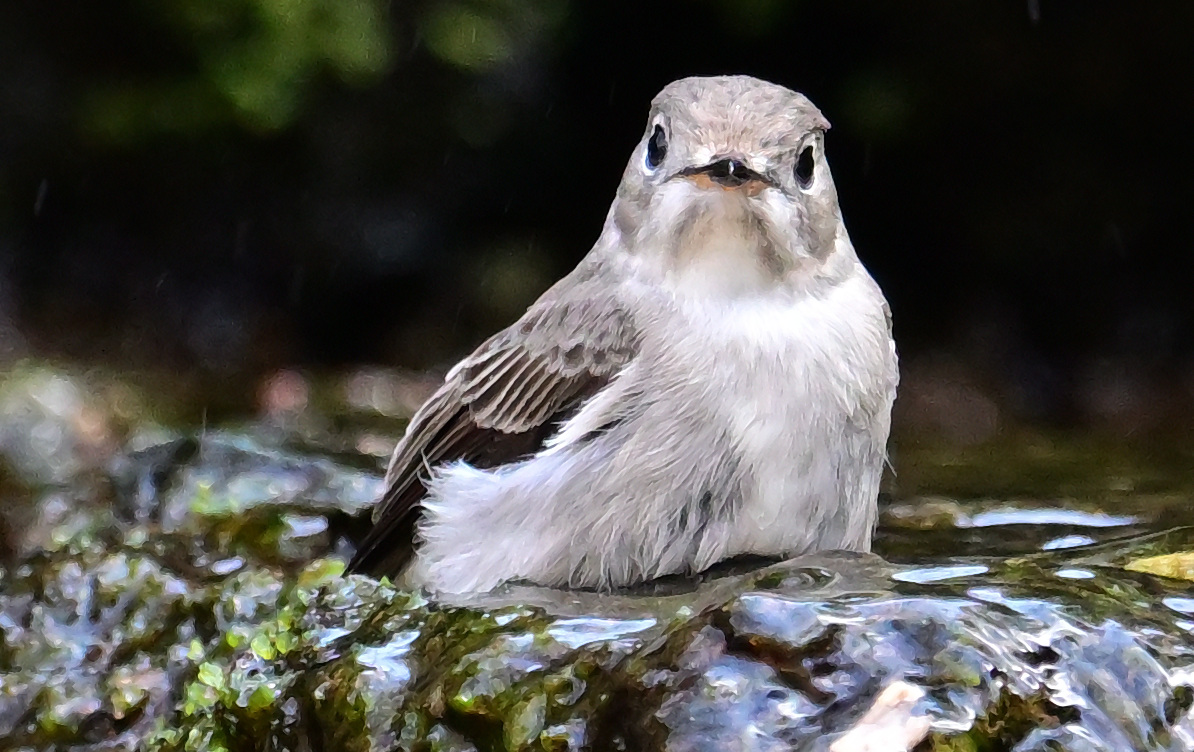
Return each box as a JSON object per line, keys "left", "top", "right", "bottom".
{"left": 676, "top": 264, "right": 893, "bottom": 556}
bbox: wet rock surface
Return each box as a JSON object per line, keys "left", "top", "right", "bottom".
{"left": 2, "top": 365, "right": 1194, "bottom": 751}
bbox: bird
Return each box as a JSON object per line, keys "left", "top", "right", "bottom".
{"left": 347, "top": 75, "right": 898, "bottom": 593}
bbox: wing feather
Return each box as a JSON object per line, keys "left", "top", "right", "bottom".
{"left": 347, "top": 264, "right": 641, "bottom": 576}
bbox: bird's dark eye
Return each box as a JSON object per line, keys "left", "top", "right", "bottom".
{"left": 646, "top": 125, "right": 668, "bottom": 170}
{"left": 794, "top": 145, "right": 815, "bottom": 189}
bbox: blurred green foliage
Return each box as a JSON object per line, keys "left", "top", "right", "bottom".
{"left": 422, "top": 0, "right": 566, "bottom": 71}
{"left": 1, "top": 0, "right": 1192, "bottom": 433}
{"left": 76, "top": 0, "right": 576, "bottom": 139}
{"left": 85, "top": 0, "right": 392, "bottom": 137}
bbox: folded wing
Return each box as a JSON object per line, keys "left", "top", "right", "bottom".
{"left": 347, "top": 267, "right": 640, "bottom": 576}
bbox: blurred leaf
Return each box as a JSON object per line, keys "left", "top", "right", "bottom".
{"left": 1125, "top": 552, "right": 1194, "bottom": 581}
{"left": 197, "top": 662, "right": 227, "bottom": 690}
{"left": 250, "top": 631, "right": 277, "bottom": 660}
{"left": 421, "top": 0, "right": 567, "bottom": 71}
{"left": 84, "top": 0, "right": 392, "bottom": 138}
{"left": 298, "top": 557, "right": 346, "bottom": 587}
{"left": 422, "top": 3, "right": 512, "bottom": 70}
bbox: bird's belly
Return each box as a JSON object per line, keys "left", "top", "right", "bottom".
{"left": 725, "top": 380, "right": 845, "bottom": 554}
{"left": 672, "top": 290, "right": 887, "bottom": 559}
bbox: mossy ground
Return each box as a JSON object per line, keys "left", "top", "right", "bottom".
{"left": 1, "top": 365, "right": 1193, "bottom": 751}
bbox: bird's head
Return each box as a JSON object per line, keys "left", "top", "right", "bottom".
{"left": 609, "top": 76, "right": 853, "bottom": 298}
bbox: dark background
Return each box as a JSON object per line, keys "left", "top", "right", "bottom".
{"left": 2, "top": 0, "right": 1192, "bottom": 442}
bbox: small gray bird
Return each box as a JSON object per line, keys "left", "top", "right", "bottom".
{"left": 348, "top": 75, "right": 898, "bottom": 593}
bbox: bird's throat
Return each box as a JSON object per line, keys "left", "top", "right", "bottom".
{"left": 666, "top": 195, "right": 784, "bottom": 298}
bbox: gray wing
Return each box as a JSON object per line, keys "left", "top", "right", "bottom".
{"left": 347, "top": 266, "right": 640, "bottom": 577}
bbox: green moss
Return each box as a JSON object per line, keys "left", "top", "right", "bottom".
{"left": 927, "top": 691, "right": 1058, "bottom": 752}
{"left": 6, "top": 366, "right": 1194, "bottom": 750}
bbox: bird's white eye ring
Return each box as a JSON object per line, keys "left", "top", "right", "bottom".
{"left": 794, "top": 145, "right": 815, "bottom": 189}
{"left": 645, "top": 125, "right": 668, "bottom": 170}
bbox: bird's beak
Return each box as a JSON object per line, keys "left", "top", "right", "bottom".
{"left": 677, "top": 157, "right": 775, "bottom": 197}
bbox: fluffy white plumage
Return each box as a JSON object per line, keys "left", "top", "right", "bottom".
{"left": 416, "top": 244, "right": 894, "bottom": 592}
